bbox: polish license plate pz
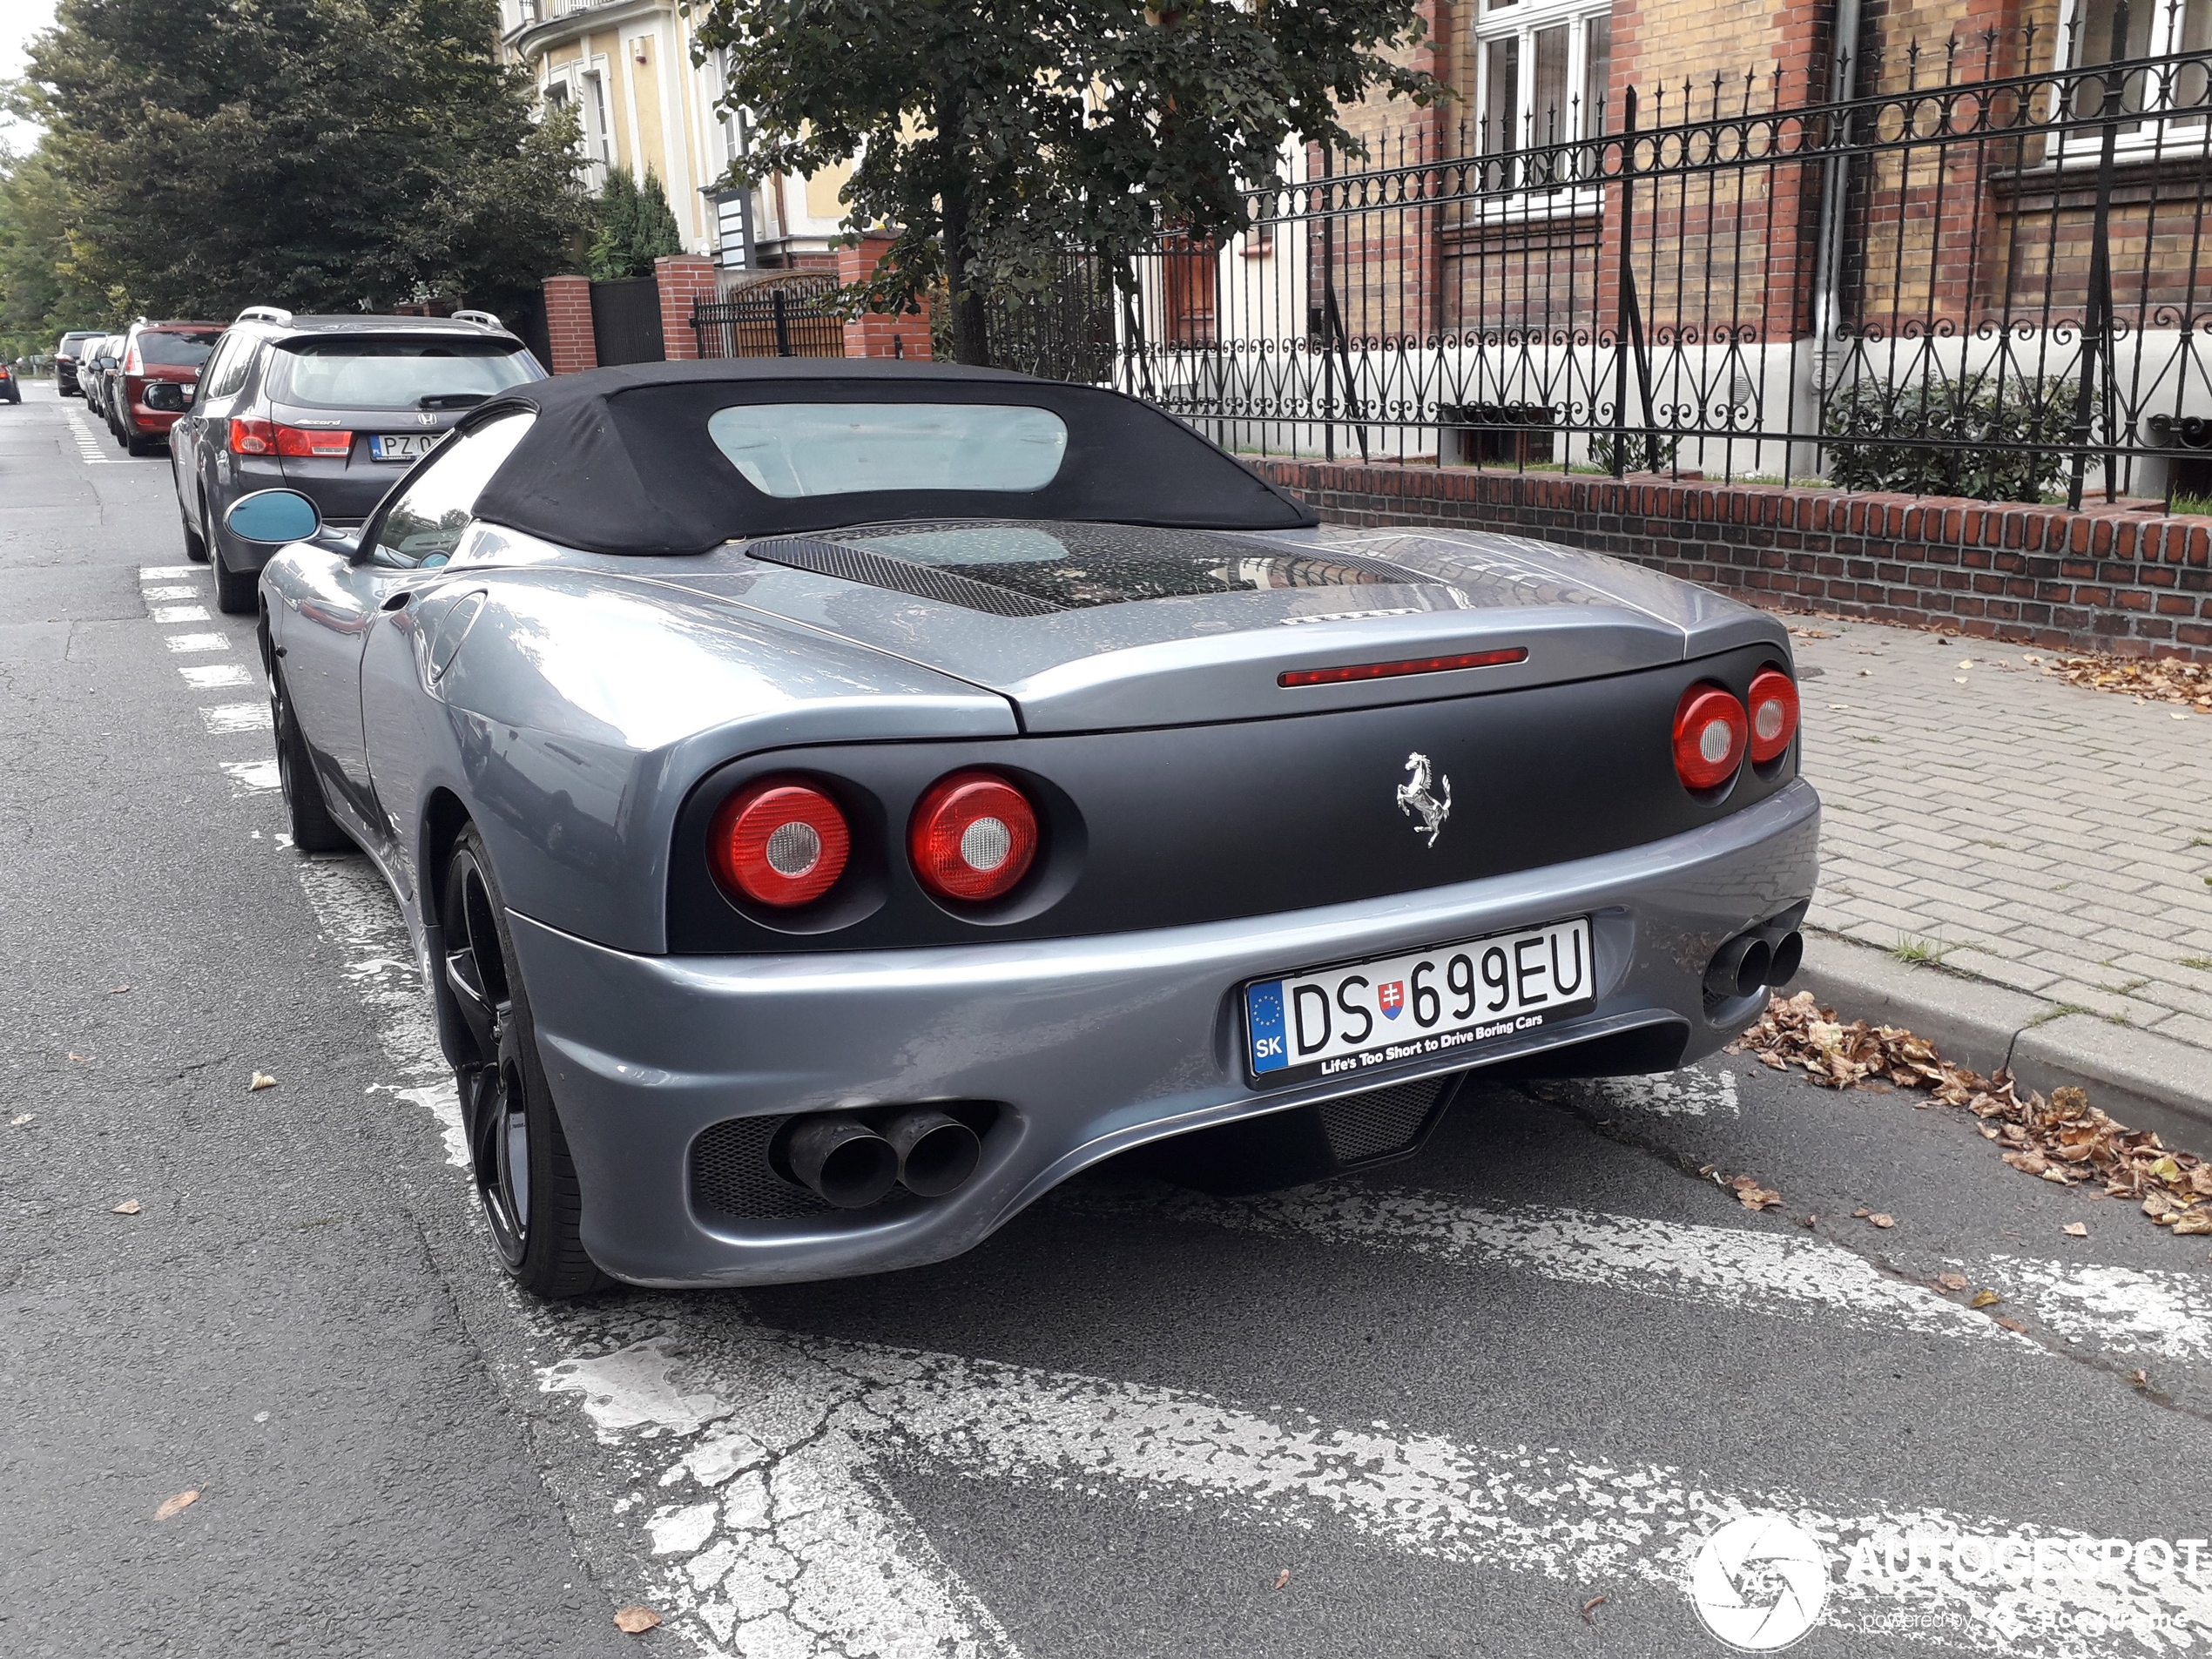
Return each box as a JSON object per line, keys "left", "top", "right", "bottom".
{"left": 369, "top": 432, "right": 438, "bottom": 462}
{"left": 1244, "top": 916, "right": 1595, "bottom": 1086}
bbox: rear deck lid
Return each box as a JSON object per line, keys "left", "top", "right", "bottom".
{"left": 631, "top": 520, "right": 1780, "bottom": 733}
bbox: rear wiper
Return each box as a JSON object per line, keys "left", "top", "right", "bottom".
{"left": 416, "top": 393, "right": 489, "bottom": 411}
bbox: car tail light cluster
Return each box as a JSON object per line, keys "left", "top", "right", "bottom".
{"left": 908, "top": 771, "right": 1038, "bottom": 901}
{"left": 229, "top": 418, "right": 352, "bottom": 458}
{"left": 709, "top": 770, "right": 1041, "bottom": 910}
{"left": 1671, "top": 666, "right": 1798, "bottom": 791}
{"left": 122, "top": 344, "right": 142, "bottom": 374}
{"left": 711, "top": 780, "right": 852, "bottom": 907}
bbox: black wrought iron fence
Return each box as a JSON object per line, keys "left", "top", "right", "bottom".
{"left": 1032, "top": 6, "right": 2212, "bottom": 509}
{"left": 692, "top": 272, "right": 845, "bottom": 359}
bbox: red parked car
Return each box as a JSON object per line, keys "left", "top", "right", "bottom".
{"left": 111, "top": 320, "right": 225, "bottom": 455}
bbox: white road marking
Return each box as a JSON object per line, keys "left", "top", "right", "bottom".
{"left": 181, "top": 663, "right": 253, "bottom": 690}
{"left": 139, "top": 564, "right": 200, "bottom": 578}
{"left": 1986, "top": 1257, "right": 2212, "bottom": 1362}
{"left": 543, "top": 1339, "right": 1022, "bottom": 1658}
{"left": 143, "top": 584, "right": 199, "bottom": 600}
{"left": 198, "top": 702, "right": 273, "bottom": 734}
{"left": 1061, "top": 1184, "right": 2018, "bottom": 1343}
{"left": 163, "top": 631, "right": 230, "bottom": 653}
{"left": 219, "top": 759, "right": 280, "bottom": 794}
{"left": 558, "top": 1329, "right": 2211, "bottom": 1658}
{"left": 289, "top": 854, "right": 2212, "bottom": 1659}
{"left": 151, "top": 604, "right": 210, "bottom": 624}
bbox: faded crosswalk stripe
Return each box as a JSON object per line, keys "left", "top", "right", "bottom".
{"left": 292, "top": 853, "right": 2209, "bottom": 1659}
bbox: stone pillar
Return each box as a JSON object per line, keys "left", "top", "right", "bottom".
{"left": 542, "top": 274, "right": 597, "bottom": 374}
{"left": 653, "top": 254, "right": 719, "bottom": 361}
{"left": 834, "top": 235, "right": 933, "bottom": 361}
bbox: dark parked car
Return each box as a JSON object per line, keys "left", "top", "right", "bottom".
{"left": 0, "top": 361, "right": 19, "bottom": 405}
{"left": 239, "top": 359, "right": 1817, "bottom": 1296}
{"left": 108, "top": 319, "right": 224, "bottom": 455}
{"left": 170, "top": 307, "right": 542, "bottom": 612}
{"left": 79, "top": 335, "right": 123, "bottom": 419}
{"left": 54, "top": 330, "right": 102, "bottom": 397}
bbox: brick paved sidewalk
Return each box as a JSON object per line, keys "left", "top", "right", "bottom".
{"left": 1793, "top": 618, "right": 2212, "bottom": 1061}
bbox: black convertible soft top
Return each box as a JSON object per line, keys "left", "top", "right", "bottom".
{"left": 466, "top": 359, "right": 1316, "bottom": 556}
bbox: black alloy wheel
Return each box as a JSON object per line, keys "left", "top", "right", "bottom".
{"left": 266, "top": 655, "right": 354, "bottom": 854}
{"left": 442, "top": 829, "right": 608, "bottom": 1298}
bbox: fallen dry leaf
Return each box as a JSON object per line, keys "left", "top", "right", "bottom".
{"left": 1797, "top": 1215, "right": 1817, "bottom": 1229}
{"left": 1936, "top": 1272, "right": 1969, "bottom": 1291}
{"left": 10, "top": 1113, "right": 32, "bottom": 1127}
{"left": 1851, "top": 1207, "right": 1871, "bottom": 1219}
{"left": 1272, "top": 1569, "right": 1291, "bottom": 1591}
{"left": 613, "top": 1606, "right": 662, "bottom": 1635}
{"left": 1970, "top": 1288, "right": 2002, "bottom": 1308}
{"left": 1996, "top": 1317, "right": 2027, "bottom": 1333}
{"left": 1733, "top": 991, "right": 2212, "bottom": 1242}
{"left": 1581, "top": 1594, "right": 1609, "bottom": 1623}
{"left": 153, "top": 1489, "right": 199, "bottom": 1521}
{"left": 107, "top": 985, "right": 130, "bottom": 994}
{"left": 67, "top": 1052, "right": 87, "bottom": 1062}
{"left": 248, "top": 1072, "right": 276, "bottom": 1092}
{"left": 1870, "top": 1213, "right": 1896, "bottom": 1229}
{"left": 2062, "top": 1222, "right": 2089, "bottom": 1238}
{"left": 2039, "top": 646, "right": 2212, "bottom": 711}
{"left": 111, "top": 1199, "right": 141, "bottom": 1215}
{"left": 2132, "top": 1369, "right": 2150, "bottom": 1389}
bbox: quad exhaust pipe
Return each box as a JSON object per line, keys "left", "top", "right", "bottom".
{"left": 782, "top": 1108, "right": 984, "bottom": 1209}
{"left": 1703, "top": 920, "right": 1804, "bottom": 1002}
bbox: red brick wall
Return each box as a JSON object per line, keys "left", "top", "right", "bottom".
{"left": 654, "top": 255, "right": 719, "bottom": 363}
{"left": 1252, "top": 459, "right": 2212, "bottom": 662}
{"left": 542, "top": 274, "right": 596, "bottom": 374}
{"left": 835, "top": 236, "right": 932, "bottom": 361}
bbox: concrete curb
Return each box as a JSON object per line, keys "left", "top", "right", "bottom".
{"left": 1785, "top": 934, "right": 2212, "bottom": 1159}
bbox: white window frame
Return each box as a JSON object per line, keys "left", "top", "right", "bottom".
{"left": 2048, "top": 0, "right": 2212, "bottom": 158}
{"left": 1471, "top": 0, "right": 1615, "bottom": 213}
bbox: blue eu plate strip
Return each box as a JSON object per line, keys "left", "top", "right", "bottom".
{"left": 1245, "top": 979, "right": 1289, "bottom": 1074}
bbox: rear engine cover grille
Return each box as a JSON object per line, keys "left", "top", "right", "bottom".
{"left": 1318, "top": 1076, "right": 1453, "bottom": 1165}
{"left": 690, "top": 1115, "right": 833, "bottom": 1222}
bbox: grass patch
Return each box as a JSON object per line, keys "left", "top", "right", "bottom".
{"left": 2025, "top": 1002, "right": 2094, "bottom": 1028}
{"left": 1892, "top": 934, "right": 1960, "bottom": 967}
{"left": 2171, "top": 491, "right": 2212, "bottom": 516}
{"left": 2180, "top": 956, "right": 2212, "bottom": 971}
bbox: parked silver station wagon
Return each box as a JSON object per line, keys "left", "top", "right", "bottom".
{"left": 236, "top": 360, "right": 1819, "bottom": 1297}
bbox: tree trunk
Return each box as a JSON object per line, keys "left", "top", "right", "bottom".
{"left": 936, "top": 88, "right": 989, "bottom": 365}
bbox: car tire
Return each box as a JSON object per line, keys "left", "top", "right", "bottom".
{"left": 185, "top": 489, "right": 212, "bottom": 563}
{"left": 268, "top": 657, "right": 354, "bottom": 855}
{"left": 442, "top": 828, "right": 610, "bottom": 1299}
{"left": 126, "top": 428, "right": 158, "bottom": 456}
{"left": 211, "top": 540, "right": 258, "bottom": 613}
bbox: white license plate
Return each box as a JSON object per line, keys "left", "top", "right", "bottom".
{"left": 1244, "top": 916, "right": 1595, "bottom": 1085}
{"left": 369, "top": 433, "right": 438, "bottom": 462}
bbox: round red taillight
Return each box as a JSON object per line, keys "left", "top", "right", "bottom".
{"left": 710, "top": 779, "right": 850, "bottom": 907}
{"left": 1747, "top": 666, "right": 1800, "bottom": 764}
{"left": 1673, "top": 684, "right": 1749, "bottom": 792}
{"left": 908, "top": 771, "right": 1039, "bottom": 903}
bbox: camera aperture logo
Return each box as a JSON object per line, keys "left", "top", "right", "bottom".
{"left": 1690, "top": 1514, "right": 1831, "bottom": 1651}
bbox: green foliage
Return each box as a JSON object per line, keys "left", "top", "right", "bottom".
{"left": 1824, "top": 372, "right": 2078, "bottom": 503}
{"left": 17, "top": 0, "right": 588, "bottom": 323}
{"left": 0, "top": 139, "right": 124, "bottom": 358}
{"left": 689, "top": 0, "right": 1440, "bottom": 362}
{"left": 1586, "top": 430, "right": 1680, "bottom": 475}
{"left": 587, "top": 166, "right": 685, "bottom": 280}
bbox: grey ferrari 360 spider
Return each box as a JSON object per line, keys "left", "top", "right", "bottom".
{"left": 237, "top": 360, "right": 1817, "bottom": 1296}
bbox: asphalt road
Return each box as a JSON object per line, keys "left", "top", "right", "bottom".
{"left": 4, "top": 378, "right": 2209, "bottom": 1659}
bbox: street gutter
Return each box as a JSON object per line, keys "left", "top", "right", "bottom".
{"left": 1788, "top": 933, "right": 2212, "bottom": 1160}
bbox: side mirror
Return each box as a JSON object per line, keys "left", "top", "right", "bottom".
{"left": 225, "top": 489, "right": 322, "bottom": 545}
{"left": 144, "top": 381, "right": 189, "bottom": 412}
